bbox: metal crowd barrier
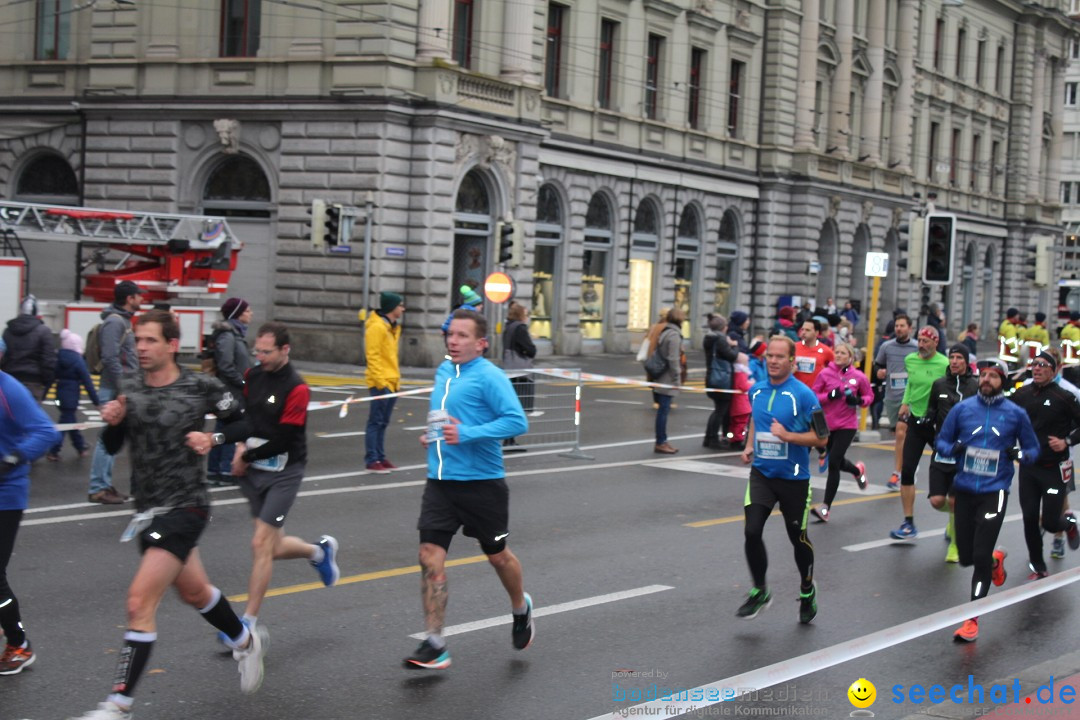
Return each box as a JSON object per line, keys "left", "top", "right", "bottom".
{"left": 504, "top": 368, "right": 592, "bottom": 459}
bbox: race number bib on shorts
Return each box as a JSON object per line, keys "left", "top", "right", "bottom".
{"left": 890, "top": 373, "right": 908, "bottom": 391}
{"left": 963, "top": 446, "right": 999, "bottom": 477}
{"left": 796, "top": 357, "right": 817, "bottom": 374}
{"left": 1061, "top": 459, "right": 1075, "bottom": 486}
{"left": 754, "top": 432, "right": 788, "bottom": 460}
{"left": 933, "top": 452, "right": 957, "bottom": 465}
{"left": 247, "top": 437, "right": 288, "bottom": 472}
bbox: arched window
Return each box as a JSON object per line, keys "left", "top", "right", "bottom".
{"left": 532, "top": 185, "right": 564, "bottom": 340}
{"left": 452, "top": 169, "right": 493, "bottom": 309}
{"left": 629, "top": 199, "right": 662, "bottom": 331}
{"left": 202, "top": 155, "right": 272, "bottom": 218}
{"left": 582, "top": 192, "right": 614, "bottom": 340}
{"left": 715, "top": 210, "right": 740, "bottom": 317}
{"left": 15, "top": 153, "right": 79, "bottom": 205}
{"left": 675, "top": 204, "right": 703, "bottom": 337}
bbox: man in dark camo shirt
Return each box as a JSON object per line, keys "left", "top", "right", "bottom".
{"left": 71, "top": 310, "right": 268, "bottom": 720}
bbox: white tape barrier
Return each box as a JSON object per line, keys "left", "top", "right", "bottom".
{"left": 585, "top": 566, "right": 1080, "bottom": 720}
{"left": 532, "top": 367, "right": 744, "bottom": 395}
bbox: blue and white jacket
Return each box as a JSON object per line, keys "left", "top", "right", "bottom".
{"left": 427, "top": 356, "right": 528, "bottom": 481}
{"left": 0, "top": 371, "right": 60, "bottom": 510}
{"left": 935, "top": 392, "right": 1040, "bottom": 494}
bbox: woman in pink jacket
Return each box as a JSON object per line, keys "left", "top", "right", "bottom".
{"left": 810, "top": 341, "right": 874, "bottom": 522}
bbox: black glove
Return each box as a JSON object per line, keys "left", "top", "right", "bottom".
{"left": 1, "top": 452, "right": 20, "bottom": 480}
{"left": 949, "top": 441, "right": 967, "bottom": 458}
{"left": 1006, "top": 446, "right": 1022, "bottom": 462}
{"left": 828, "top": 388, "right": 841, "bottom": 400}
{"left": 844, "top": 392, "right": 861, "bottom": 406}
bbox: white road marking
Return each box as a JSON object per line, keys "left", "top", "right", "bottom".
{"left": 408, "top": 585, "right": 674, "bottom": 640}
{"left": 653, "top": 459, "right": 889, "bottom": 495}
{"left": 584, "top": 568, "right": 1080, "bottom": 720}
{"left": 594, "top": 399, "right": 646, "bottom": 406}
{"left": 23, "top": 433, "right": 726, "bottom": 524}
{"left": 842, "top": 512, "right": 1023, "bottom": 552}
{"left": 315, "top": 430, "right": 366, "bottom": 438}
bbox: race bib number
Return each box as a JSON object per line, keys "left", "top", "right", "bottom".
{"left": 1061, "top": 459, "right": 1074, "bottom": 486}
{"left": 754, "top": 431, "right": 788, "bottom": 460}
{"left": 796, "top": 357, "right": 817, "bottom": 374}
{"left": 963, "top": 446, "right": 999, "bottom": 477}
{"left": 890, "top": 373, "right": 908, "bottom": 391}
{"left": 933, "top": 453, "right": 957, "bottom": 465}
{"left": 247, "top": 437, "right": 288, "bottom": 473}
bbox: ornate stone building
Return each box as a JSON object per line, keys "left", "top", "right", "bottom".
{"left": 0, "top": 0, "right": 1074, "bottom": 364}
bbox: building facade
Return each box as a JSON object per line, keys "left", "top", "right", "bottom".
{"left": 0, "top": 0, "right": 1074, "bottom": 365}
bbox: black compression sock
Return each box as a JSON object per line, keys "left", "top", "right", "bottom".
{"left": 112, "top": 630, "right": 155, "bottom": 698}
{"left": 198, "top": 586, "right": 245, "bottom": 644}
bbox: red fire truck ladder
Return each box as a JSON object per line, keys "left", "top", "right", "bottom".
{"left": 0, "top": 200, "right": 242, "bottom": 303}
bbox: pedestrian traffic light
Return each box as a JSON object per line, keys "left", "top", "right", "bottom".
{"left": 308, "top": 199, "right": 327, "bottom": 248}
{"left": 920, "top": 285, "right": 932, "bottom": 316}
{"left": 922, "top": 213, "right": 955, "bottom": 285}
{"left": 1025, "top": 236, "right": 1054, "bottom": 288}
{"left": 897, "top": 217, "right": 924, "bottom": 279}
{"left": 325, "top": 203, "right": 343, "bottom": 246}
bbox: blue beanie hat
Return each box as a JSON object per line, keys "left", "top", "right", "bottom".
{"left": 460, "top": 285, "right": 483, "bottom": 306}
{"left": 729, "top": 310, "right": 749, "bottom": 328}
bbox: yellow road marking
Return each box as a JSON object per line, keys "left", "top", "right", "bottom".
{"left": 685, "top": 491, "right": 895, "bottom": 528}
{"left": 226, "top": 554, "right": 488, "bottom": 603}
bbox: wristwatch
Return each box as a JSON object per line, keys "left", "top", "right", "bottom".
{"left": 211, "top": 433, "right": 225, "bottom": 446}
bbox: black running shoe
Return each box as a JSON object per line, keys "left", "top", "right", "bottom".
{"left": 799, "top": 584, "right": 818, "bottom": 624}
{"left": 512, "top": 592, "right": 535, "bottom": 649}
{"left": 736, "top": 587, "right": 771, "bottom": 619}
{"left": 404, "top": 639, "right": 451, "bottom": 670}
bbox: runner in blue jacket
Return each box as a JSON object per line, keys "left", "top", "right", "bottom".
{"left": 934, "top": 361, "right": 1040, "bottom": 643}
{"left": 0, "top": 351, "right": 62, "bottom": 675}
{"left": 407, "top": 309, "right": 531, "bottom": 671}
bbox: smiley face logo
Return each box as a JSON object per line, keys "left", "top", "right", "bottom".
{"left": 848, "top": 678, "right": 876, "bottom": 709}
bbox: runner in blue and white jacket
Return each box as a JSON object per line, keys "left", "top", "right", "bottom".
{"left": 406, "top": 308, "right": 531, "bottom": 671}
{"left": 0, "top": 337, "right": 61, "bottom": 674}
{"left": 934, "top": 361, "right": 1040, "bottom": 643}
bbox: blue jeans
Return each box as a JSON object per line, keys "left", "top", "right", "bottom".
{"left": 52, "top": 406, "right": 86, "bottom": 455}
{"left": 655, "top": 394, "right": 673, "bottom": 445}
{"left": 88, "top": 387, "right": 116, "bottom": 494}
{"left": 206, "top": 418, "right": 235, "bottom": 476}
{"left": 364, "top": 387, "right": 398, "bottom": 464}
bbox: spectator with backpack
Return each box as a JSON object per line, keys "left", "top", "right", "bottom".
{"left": 703, "top": 315, "right": 737, "bottom": 450}
{"left": 646, "top": 307, "right": 685, "bottom": 455}
{"left": 86, "top": 280, "right": 144, "bottom": 505}
{"left": 207, "top": 297, "right": 253, "bottom": 485}
{"left": 0, "top": 295, "right": 56, "bottom": 402}
{"left": 46, "top": 329, "right": 100, "bottom": 461}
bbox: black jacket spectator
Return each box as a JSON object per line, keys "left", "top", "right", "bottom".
{"left": 1, "top": 313, "right": 56, "bottom": 391}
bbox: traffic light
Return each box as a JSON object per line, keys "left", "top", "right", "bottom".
{"left": 308, "top": 199, "right": 327, "bottom": 248}
{"left": 922, "top": 213, "right": 955, "bottom": 285}
{"left": 324, "top": 203, "right": 343, "bottom": 246}
{"left": 498, "top": 221, "right": 515, "bottom": 264}
{"left": 1025, "top": 236, "right": 1053, "bottom": 288}
{"left": 897, "top": 217, "right": 924, "bottom": 278}
{"left": 920, "top": 285, "right": 932, "bottom": 317}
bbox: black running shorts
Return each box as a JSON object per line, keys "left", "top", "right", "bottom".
{"left": 418, "top": 478, "right": 509, "bottom": 553}
{"left": 138, "top": 506, "right": 209, "bottom": 562}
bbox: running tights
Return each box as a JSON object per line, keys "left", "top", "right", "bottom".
{"left": 744, "top": 504, "right": 814, "bottom": 589}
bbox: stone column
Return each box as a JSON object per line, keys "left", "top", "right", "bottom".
{"left": 1027, "top": 50, "right": 1046, "bottom": 200}
{"left": 829, "top": 0, "right": 854, "bottom": 156}
{"left": 890, "top": 0, "right": 918, "bottom": 172}
{"left": 501, "top": 0, "right": 538, "bottom": 85}
{"left": 861, "top": 0, "right": 887, "bottom": 163}
{"left": 794, "top": 0, "right": 821, "bottom": 150}
{"left": 417, "top": 0, "right": 451, "bottom": 62}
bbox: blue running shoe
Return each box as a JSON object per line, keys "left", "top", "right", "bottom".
{"left": 312, "top": 535, "right": 340, "bottom": 587}
{"left": 512, "top": 592, "right": 535, "bottom": 650}
{"left": 818, "top": 452, "right": 828, "bottom": 474}
{"left": 886, "top": 473, "right": 901, "bottom": 491}
{"left": 889, "top": 521, "right": 918, "bottom": 540}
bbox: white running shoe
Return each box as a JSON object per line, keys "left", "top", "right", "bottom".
{"left": 68, "top": 702, "right": 133, "bottom": 720}
{"left": 233, "top": 624, "right": 269, "bottom": 694}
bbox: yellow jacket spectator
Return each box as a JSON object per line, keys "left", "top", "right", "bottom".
{"left": 1022, "top": 312, "right": 1050, "bottom": 347}
{"left": 364, "top": 292, "right": 405, "bottom": 472}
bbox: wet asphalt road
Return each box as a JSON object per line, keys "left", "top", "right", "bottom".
{"left": 5, "top": 356, "right": 1080, "bottom": 720}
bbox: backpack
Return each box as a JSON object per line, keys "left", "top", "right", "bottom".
{"left": 707, "top": 348, "right": 733, "bottom": 390}
{"left": 201, "top": 326, "right": 229, "bottom": 376}
{"left": 643, "top": 328, "right": 675, "bottom": 381}
{"left": 84, "top": 323, "right": 104, "bottom": 375}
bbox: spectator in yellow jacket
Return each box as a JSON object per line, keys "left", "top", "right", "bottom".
{"left": 1022, "top": 311, "right": 1050, "bottom": 348}
{"left": 364, "top": 291, "right": 405, "bottom": 473}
